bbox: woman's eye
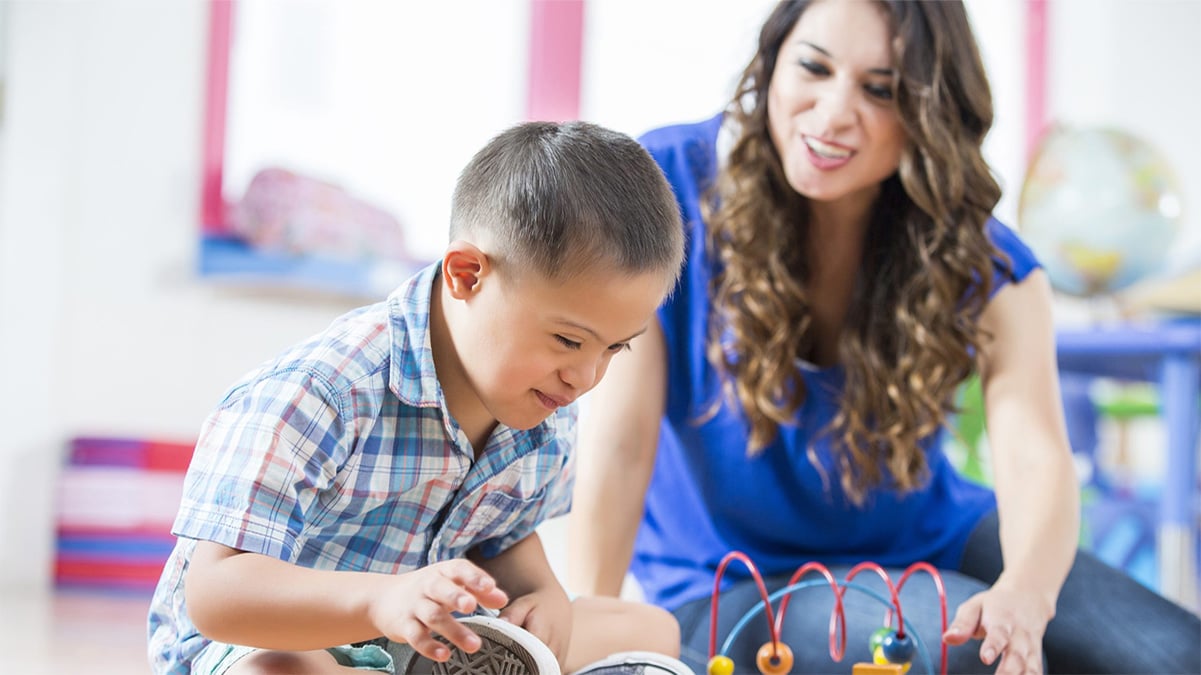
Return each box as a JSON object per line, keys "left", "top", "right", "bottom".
{"left": 865, "top": 83, "right": 894, "bottom": 101}
{"left": 608, "top": 342, "right": 632, "bottom": 353}
{"left": 555, "top": 335, "right": 581, "bottom": 350}
{"left": 799, "top": 60, "right": 829, "bottom": 76}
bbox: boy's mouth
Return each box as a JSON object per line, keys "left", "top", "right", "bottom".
{"left": 535, "top": 390, "right": 569, "bottom": 409}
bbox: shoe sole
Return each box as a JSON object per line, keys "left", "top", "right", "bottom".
{"left": 568, "top": 650, "right": 696, "bottom": 675}
{"left": 405, "top": 615, "right": 562, "bottom": 675}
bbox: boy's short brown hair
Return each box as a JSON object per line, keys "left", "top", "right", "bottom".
{"left": 449, "top": 121, "right": 684, "bottom": 283}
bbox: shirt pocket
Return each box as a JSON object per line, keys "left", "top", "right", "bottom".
{"left": 431, "top": 488, "right": 547, "bottom": 563}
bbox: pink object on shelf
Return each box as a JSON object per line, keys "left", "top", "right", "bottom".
{"left": 228, "top": 167, "right": 411, "bottom": 263}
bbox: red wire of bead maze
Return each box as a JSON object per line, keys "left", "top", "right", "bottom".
{"left": 707, "top": 551, "right": 949, "bottom": 675}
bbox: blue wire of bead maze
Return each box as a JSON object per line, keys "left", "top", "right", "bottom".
{"left": 720, "top": 579, "right": 937, "bottom": 675}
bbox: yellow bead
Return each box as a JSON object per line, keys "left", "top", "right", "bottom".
{"left": 707, "top": 655, "right": 735, "bottom": 675}
{"left": 872, "top": 649, "right": 912, "bottom": 675}
{"left": 873, "top": 646, "right": 890, "bottom": 665}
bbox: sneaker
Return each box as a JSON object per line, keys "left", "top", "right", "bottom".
{"left": 387, "top": 614, "right": 562, "bottom": 674}
{"left": 569, "top": 651, "right": 696, "bottom": 675}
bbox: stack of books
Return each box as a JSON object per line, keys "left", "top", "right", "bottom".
{"left": 54, "top": 437, "right": 194, "bottom": 592}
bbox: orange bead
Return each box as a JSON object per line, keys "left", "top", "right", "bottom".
{"left": 707, "top": 655, "right": 735, "bottom": 675}
{"left": 756, "top": 641, "right": 794, "bottom": 675}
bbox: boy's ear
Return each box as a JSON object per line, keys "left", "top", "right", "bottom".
{"left": 442, "top": 240, "right": 491, "bottom": 299}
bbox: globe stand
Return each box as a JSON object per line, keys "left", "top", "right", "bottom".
{"left": 1052, "top": 281, "right": 1156, "bottom": 330}
{"left": 1084, "top": 291, "right": 1133, "bottom": 326}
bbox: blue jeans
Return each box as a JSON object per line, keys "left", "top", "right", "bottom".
{"left": 672, "top": 511, "right": 1201, "bottom": 674}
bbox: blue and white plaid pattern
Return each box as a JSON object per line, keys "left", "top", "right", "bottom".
{"left": 147, "top": 263, "right": 576, "bottom": 674}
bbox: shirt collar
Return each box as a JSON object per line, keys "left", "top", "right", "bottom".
{"left": 387, "top": 262, "right": 442, "bottom": 409}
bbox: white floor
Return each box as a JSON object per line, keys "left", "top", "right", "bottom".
{"left": 0, "top": 520, "right": 581, "bottom": 674}
{"left": 0, "top": 517, "right": 636, "bottom": 674}
{"left": 0, "top": 589, "right": 151, "bottom": 674}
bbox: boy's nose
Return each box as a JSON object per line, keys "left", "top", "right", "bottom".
{"left": 560, "top": 358, "right": 603, "bottom": 392}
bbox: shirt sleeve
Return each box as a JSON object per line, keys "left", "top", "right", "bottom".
{"left": 986, "top": 216, "right": 1042, "bottom": 297}
{"left": 171, "top": 367, "right": 350, "bottom": 562}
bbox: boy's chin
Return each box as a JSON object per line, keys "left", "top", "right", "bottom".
{"left": 496, "top": 407, "right": 556, "bottom": 431}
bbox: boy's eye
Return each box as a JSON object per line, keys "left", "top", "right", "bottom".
{"left": 555, "top": 335, "right": 581, "bottom": 350}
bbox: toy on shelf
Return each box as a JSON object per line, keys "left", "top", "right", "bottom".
{"left": 706, "top": 551, "right": 948, "bottom": 675}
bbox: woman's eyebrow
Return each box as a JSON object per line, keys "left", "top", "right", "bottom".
{"left": 795, "top": 40, "right": 893, "bottom": 77}
{"left": 796, "top": 39, "right": 830, "bottom": 56}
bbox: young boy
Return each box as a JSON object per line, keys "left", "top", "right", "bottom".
{"left": 148, "top": 121, "right": 691, "bottom": 675}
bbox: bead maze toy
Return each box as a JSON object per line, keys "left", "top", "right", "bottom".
{"left": 705, "top": 552, "right": 949, "bottom": 675}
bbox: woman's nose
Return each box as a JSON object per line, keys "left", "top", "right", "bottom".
{"left": 815, "top": 80, "right": 857, "bottom": 131}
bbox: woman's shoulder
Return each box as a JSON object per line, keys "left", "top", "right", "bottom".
{"left": 637, "top": 112, "right": 724, "bottom": 156}
{"left": 984, "top": 216, "right": 1042, "bottom": 286}
{"left": 637, "top": 113, "right": 726, "bottom": 200}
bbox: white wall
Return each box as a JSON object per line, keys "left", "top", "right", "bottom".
{"left": 0, "top": 0, "right": 361, "bottom": 590}
{"left": 0, "top": 0, "right": 1196, "bottom": 591}
{"left": 219, "top": 0, "right": 1027, "bottom": 260}
{"left": 1047, "top": 0, "right": 1201, "bottom": 272}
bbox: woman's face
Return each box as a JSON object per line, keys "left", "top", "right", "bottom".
{"left": 767, "top": 0, "right": 906, "bottom": 207}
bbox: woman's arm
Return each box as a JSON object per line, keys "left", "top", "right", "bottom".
{"left": 979, "top": 269, "right": 1079, "bottom": 608}
{"left": 946, "top": 269, "right": 1080, "bottom": 672}
{"left": 567, "top": 318, "right": 669, "bottom": 597}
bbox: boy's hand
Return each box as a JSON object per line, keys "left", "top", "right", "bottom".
{"left": 369, "top": 559, "right": 509, "bottom": 662}
{"left": 498, "top": 586, "right": 573, "bottom": 668}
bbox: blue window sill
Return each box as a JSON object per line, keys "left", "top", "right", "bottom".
{"left": 198, "top": 235, "right": 427, "bottom": 299}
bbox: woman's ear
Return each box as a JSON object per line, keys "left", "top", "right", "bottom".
{"left": 442, "top": 240, "right": 491, "bottom": 299}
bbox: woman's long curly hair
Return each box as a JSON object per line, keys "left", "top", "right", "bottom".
{"left": 705, "top": 0, "right": 1005, "bottom": 504}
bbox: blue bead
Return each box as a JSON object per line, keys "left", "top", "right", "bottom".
{"left": 881, "top": 631, "right": 916, "bottom": 663}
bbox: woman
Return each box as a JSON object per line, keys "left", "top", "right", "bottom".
{"left": 569, "top": 1, "right": 1201, "bottom": 673}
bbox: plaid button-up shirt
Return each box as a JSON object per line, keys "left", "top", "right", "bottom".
{"left": 148, "top": 263, "right": 576, "bottom": 674}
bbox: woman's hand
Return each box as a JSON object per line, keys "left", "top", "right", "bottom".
{"left": 367, "top": 559, "right": 509, "bottom": 662}
{"left": 943, "top": 580, "right": 1054, "bottom": 675}
{"left": 499, "top": 586, "right": 574, "bottom": 668}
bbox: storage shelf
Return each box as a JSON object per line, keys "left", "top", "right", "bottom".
{"left": 198, "top": 234, "right": 425, "bottom": 299}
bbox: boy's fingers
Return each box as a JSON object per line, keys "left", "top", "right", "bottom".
{"left": 440, "top": 559, "right": 494, "bottom": 589}
{"left": 407, "top": 635, "right": 451, "bottom": 663}
{"left": 498, "top": 602, "right": 531, "bottom": 627}
{"left": 414, "top": 603, "right": 482, "bottom": 655}
{"left": 393, "top": 617, "right": 453, "bottom": 662}
{"left": 425, "top": 576, "right": 480, "bottom": 614}
{"left": 438, "top": 560, "right": 507, "bottom": 607}
{"left": 517, "top": 610, "right": 550, "bottom": 646}
{"left": 472, "top": 585, "right": 510, "bottom": 611}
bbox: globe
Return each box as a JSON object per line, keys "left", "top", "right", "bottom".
{"left": 1017, "top": 126, "right": 1182, "bottom": 297}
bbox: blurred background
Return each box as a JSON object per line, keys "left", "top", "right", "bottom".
{"left": 0, "top": 1, "right": 1197, "bottom": 672}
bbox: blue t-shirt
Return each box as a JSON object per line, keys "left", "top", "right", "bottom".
{"left": 632, "top": 113, "right": 1041, "bottom": 610}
